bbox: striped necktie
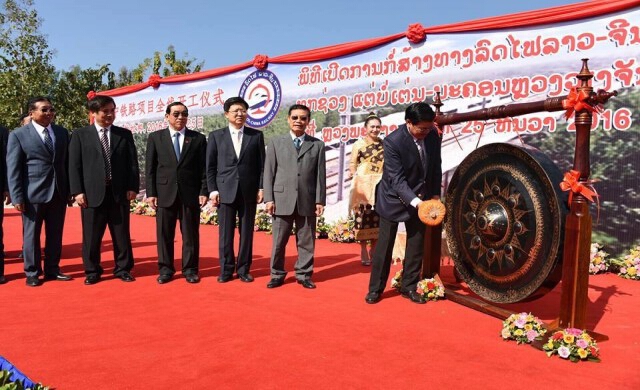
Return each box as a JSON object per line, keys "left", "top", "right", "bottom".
{"left": 43, "top": 127, "right": 54, "bottom": 155}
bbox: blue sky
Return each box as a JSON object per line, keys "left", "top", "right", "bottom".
{"left": 36, "top": 0, "right": 580, "bottom": 73}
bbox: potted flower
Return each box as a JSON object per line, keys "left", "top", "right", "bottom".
{"left": 542, "top": 328, "right": 601, "bottom": 362}
{"left": 501, "top": 312, "right": 547, "bottom": 344}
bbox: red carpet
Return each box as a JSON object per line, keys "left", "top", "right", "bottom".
{"left": 1, "top": 207, "right": 639, "bottom": 389}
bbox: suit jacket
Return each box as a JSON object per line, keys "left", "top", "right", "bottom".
{"left": 375, "top": 124, "right": 442, "bottom": 222}
{"left": 68, "top": 124, "right": 139, "bottom": 207}
{"left": 263, "top": 133, "right": 326, "bottom": 216}
{"left": 7, "top": 123, "right": 70, "bottom": 205}
{"left": 206, "top": 126, "right": 265, "bottom": 203}
{"left": 0, "top": 126, "right": 8, "bottom": 195}
{"left": 146, "top": 128, "right": 207, "bottom": 208}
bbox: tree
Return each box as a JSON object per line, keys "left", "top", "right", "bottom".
{"left": 0, "top": 0, "right": 55, "bottom": 128}
{"left": 108, "top": 45, "right": 204, "bottom": 88}
{"left": 50, "top": 64, "right": 111, "bottom": 130}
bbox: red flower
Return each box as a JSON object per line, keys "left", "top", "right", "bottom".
{"left": 552, "top": 331, "right": 564, "bottom": 341}
{"left": 406, "top": 23, "right": 426, "bottom": 44}
{"left": 253, "top": 54, "right": 269, "bottom": 70}
{"left": 87, "top": 91, "right": 97, "bottom": 100}
{"left": 148, "top": 74, "right": 161, "bottom": 89}
{"left": 427, "top": 282, "right": 436, "bottom": 290}
{"left": 588, "top": 346, "right": 599, "bottom": 357}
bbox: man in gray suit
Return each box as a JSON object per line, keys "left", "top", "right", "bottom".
{"left": 7, "top": 97, "right": 71, "bottom": 287}
{"left": 263, "top": 104, "right": 326, "bottom": 289}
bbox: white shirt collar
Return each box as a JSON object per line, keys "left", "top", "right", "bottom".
{"left": 229, "top": 123, "right": 244, "bottom": 133}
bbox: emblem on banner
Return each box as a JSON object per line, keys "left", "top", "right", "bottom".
{"left": 239, "top": 69, "right": 282, "bottom": 128}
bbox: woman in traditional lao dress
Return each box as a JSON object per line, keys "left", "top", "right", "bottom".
{"left": 348, "top": 113, "right": 383, "bottom": 265}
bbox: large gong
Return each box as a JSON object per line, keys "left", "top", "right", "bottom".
{"left": 445, "top": 143, "right": 567, "bottom": 303}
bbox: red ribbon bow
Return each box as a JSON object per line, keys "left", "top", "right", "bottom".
{"left": 559, "top": 170, "right": 598, "bottom": 204}
{"left": 562, "top": 87, "right": 596, "bottom": 119}
{"left": 148, "top": 74, "right": 161, "bottom": 89}
{"left": 253, "top": 54, "right": 269, "bottom": 70}
{"left": 406, "top": 23, "right": 426, "bottom": 44}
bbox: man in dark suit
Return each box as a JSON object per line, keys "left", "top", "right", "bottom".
{"left": 207, "top": 97, "right": 265, "bottom": 283}
{"left": 0, "top": 125, "right": 8, "bottom": 284}
{"left": 263, "top": 104, "right": 326, "bottom": 289}
{"left": 146, "top": 102, "right": 208, "bottom": 284}
{"left": 7, "top": 97, "right": 71, "bottom": 287}
{"left": 69, "top": 95, "right": 139, "bottom": 285}
{"left": 365, "top": 102, "right": 442, "bottom": 304}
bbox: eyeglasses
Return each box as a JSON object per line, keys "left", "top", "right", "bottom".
{"left": 228, "top": 109, "right": 247, "bottom": 115}
{"left": 290, "top": 115, "right": 309, "bottom": 121}
{"left": 37, "top": 108, "right": 56, "bottom": 113}
{"left": 171, "top": 112, "right": 189, "bottom": 118}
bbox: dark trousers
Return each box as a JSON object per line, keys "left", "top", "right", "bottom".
{"left": 156, "top": 196, "right": 200, "bottom": 276}
{"left": 0, "top": 205, "right": 4, "bottom": 277}
{"left": 22, "top": 191, "right": 67, "bottom": 277}
{"left": 368, "top": 214, "right": 425, "bottom": 294}
{"left": 218, "top": 189, "right": 257, "bottom": 277}
{"left": 270, "top": 207, "right": 316, "bottom": 281}
{"left": 81, "top": 188, "right": 134, "bottom": 277}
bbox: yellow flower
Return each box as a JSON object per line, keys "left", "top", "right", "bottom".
{"left": 581, "top": 333, "right": 592, "bottom": 342}
{"left": 545, "top": 341, "right": 554, "bottom": 349}
{"left": 563, "top": 334, "right": 575, "bottom": 344}
{"left": 514, "top": 329, "right": 524, "bottom": 336}
{"left": 524, "top": 324, "right": 533, "bottom": 331}
{"left": 577, "top": 348, "right": 588, "bottom": 359}
{"left": 628, "top": 267, "right": 637, "bottom": 276}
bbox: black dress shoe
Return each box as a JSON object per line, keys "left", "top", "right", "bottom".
{"left": 238, "top": 273, "right": 254, "bottom": 283}
{"left": 157, "top": 274, "right": 173, "bottom": 284}
{"left": 44, "top": 272, "right": 73, "bottom": 281}
{"left": 401, "top": 290, "right": 426, "bottom": 304}
{"left": 297, "top": 279, "right": 316, "bottom": 289}
{"left": 116, "top": 272, "right": 135, "bottom": 282}
{"left": 84, "top": 275, "right": 100, "bottom": 285}
{"left": 26, "top": 276, "right": 41, "bottom": 287}
{"left": 217, "top": 274, "right": 233, "bottom": 283}
{"left": 185, "top": 274, "right": 200, "bottom": 284}
{"left": 365, "top": 291, "right": 382, "bottom": 304}
{"left": 0, "top": 276, "right": 6, "bottom": 285}
{"left": 266, "top": 278, "right": 284, "bottom": 288}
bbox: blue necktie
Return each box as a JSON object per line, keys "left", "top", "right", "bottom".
{"left": 293, "top": 137, "right": 301, "bottom": 151}
{"left": 43, "top": 128, "right": 54, "bottom": 155}
{"left": 173, "top": 133, "right": 181, "bottom": 160}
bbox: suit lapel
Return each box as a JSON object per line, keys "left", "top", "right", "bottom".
{"left": 161, "top": 129, "right": 178, "bottom": 164}
{"left": 179, "top": 130, "right": 195, "bottom": 165}
{"left": 109, "top": 127, "right": 122, "bottom": 157}
{"left": 28, "top": 123, "right": 51, "bottom": 158}
{"left": 237, "top": 127, "right": 251, "bottom": 162}
{"left": 297, "top": 134, "right": 313, "bottom": 159}
{"left": 400, "top": 126, "right": 424, "bottom": 175}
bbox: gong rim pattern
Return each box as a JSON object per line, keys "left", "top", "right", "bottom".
{"left": 445, "top": 143, "right": 566, "bottom": 303}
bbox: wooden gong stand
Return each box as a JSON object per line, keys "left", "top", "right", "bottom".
{"left": 422, "top": 59, "right": 616, "bottom": 343}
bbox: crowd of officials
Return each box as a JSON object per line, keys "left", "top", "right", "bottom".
{"left": 0, "top": 96, "right": 441, "bottom": 304}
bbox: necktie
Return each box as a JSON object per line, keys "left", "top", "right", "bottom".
{"left": 235, "top": 131, "right": 242, "bottom": 157}
{"left": 100, "top": 129, "right": 112, "bottom": 180}
{"left": 417, "top": 141, "right": 427, "bottom": 172}
{"left": 43, "top": 128, "right": 54, "bottom": 155}
{"left": 173, "top": 132, "right": 181, "bottom": 161}
{"left": 293, "top": 137, "right": 301, "bottom": 151}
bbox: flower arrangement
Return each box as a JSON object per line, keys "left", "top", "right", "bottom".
{"left": 543, "top": 328, "right": 600, "bottom": 362}
{"left": 416, "top": 277, "right": 445, "bottom": 301}
{"left": 589, "top": 243, "right": 610, "bottom": 275}
{"left": 199, "top": 204, "right": 219, "bottom": 225}
{"left": 501, "top": 312, "right": 547, "bottom": 344}
{"left": 316, "top": 216, "right": 329, "bottom": 239}
{"left": 254, "top": 209, "right": 272, "bottom": 232}
{"left": 611, "top": 245, "right": 640, "bottom": 280}
{"left": 129, "top": 199, "right": 156, "bottom": 217}
{"left": 390, "top": 269, "right": 402, "bottom": 289}
{"left": 327, "top": 216, "right": 355, "bottom": 243}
